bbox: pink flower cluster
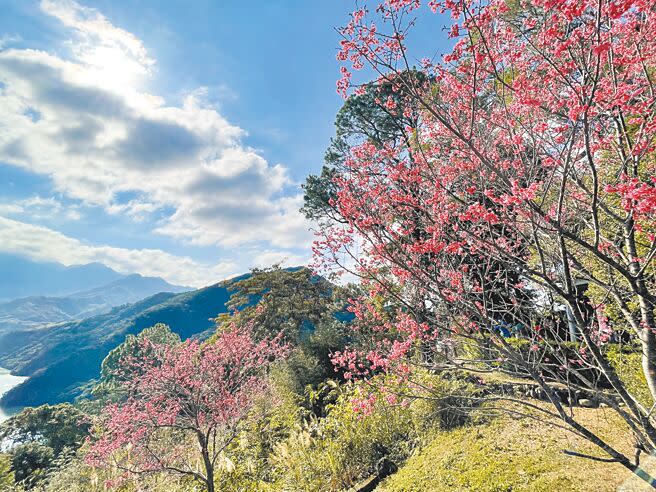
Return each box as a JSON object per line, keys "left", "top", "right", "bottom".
{"left": 315, "top": 0, "right": 656, "bottom": 410}
{"left": 86, "top": 322, "right": 286, "bottom": 482}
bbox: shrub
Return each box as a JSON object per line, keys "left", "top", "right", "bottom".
{"left": 11, "top": 442, "right": 54, "bottom": 487}
{"left": 268, "top": 371, "right": 478, "bottom": 491}
{"left": 0, "top": 453, "right": 15, "bottom": 490}
{"left": 606, "top": 344, "right": 652, "bottom": 408}
{"left": 270, "top": 391, "right": 415, "bottom": 491}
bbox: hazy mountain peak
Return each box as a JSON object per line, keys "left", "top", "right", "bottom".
{"left": 0, "top": 266, "right": 189, "bottom": 333}
{"left": 0, "top": 253, "right": 123, "bottom": 301}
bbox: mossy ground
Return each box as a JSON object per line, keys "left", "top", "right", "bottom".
{"left": 379, "top": 404, "right": 656, "bottom": 492}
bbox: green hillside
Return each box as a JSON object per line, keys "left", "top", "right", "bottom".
{"left": 0, "top": 274, "right": 248, "bottom": 407}
{"left": 0, "top": 274, "right": 188, "bottom": 333}
{"left": 379, "top": 406, "right": 649, "bottom": 492}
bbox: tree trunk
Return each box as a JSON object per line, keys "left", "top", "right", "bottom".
{"left": 198, "top": 434, "right": 215, "bottom": 492}
{"left": 202, "top": 452, "right": 215, "bottom": 492}
{"left": 641, "top": 328, "right": 656, "bottom": 404}
{"left": 633, "top": 283, "right": 656, "bottom": 403}
{"left": 625, "top": 219, "right": 656, "bottom": 403}
{"left": 626, "top": 462, "right": 656, "bottom": 489}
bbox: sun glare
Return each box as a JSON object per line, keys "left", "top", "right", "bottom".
{"left": 79, "top": 45, "right": 148, "bottom": 91}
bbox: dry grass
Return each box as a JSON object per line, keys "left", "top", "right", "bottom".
{"left": 379, "top": 401, "right": 656, "bottom": 491}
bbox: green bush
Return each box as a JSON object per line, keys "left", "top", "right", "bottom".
{"left": 479, "top": 338, "right": 650, "bottom": 401}
{"left": 605, "top": 344, "right": 652, "bottom": 407}
{"left": 42, "top": 451, "right": 104, "bottom": 492}
{"left": 0, "top": 453, "right": 15, "bottom": 490}
{"left": 11, "top": 442, "right": 54, "bottom": 487}
{"left": 210, "top": 372, "right": 306, "bottom": 492}
{"left": 266, "top": 371, "right": 479, "bottom": 491}
{"left": 269, "top": 387, "right": 416, "bottom": 491}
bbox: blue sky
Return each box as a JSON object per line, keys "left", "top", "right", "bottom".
{"left": 0, "top": 0, "right": 450, "bottom": 287}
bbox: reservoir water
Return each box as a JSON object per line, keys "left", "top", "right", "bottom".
{"left": 0, "top": 367, "right": 26, "bottom": 422}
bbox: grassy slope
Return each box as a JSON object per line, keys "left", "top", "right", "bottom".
{"left": 379, "top": 405, "right": 654, "bottom": 492}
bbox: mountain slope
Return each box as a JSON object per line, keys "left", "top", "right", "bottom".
{"left": 0, "top": 274, "right": 189, "bottom": 332}
{"left": 0, "top": 253, "right": 123, "bottom": 301}
{"left": 0, "top": 275, "right": 248, "bottom": 407}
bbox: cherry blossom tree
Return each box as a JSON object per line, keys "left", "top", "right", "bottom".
{"left": 313, "top": 0, "right": 656, "bottom": 485}
{"left": 85, "top": 323, "right": 286, "bottom": 492}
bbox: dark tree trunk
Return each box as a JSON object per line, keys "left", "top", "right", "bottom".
{"left": 197, "top": 433, "right": 215, "bottom": 492}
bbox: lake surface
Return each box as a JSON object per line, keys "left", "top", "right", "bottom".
{"left": 0, "top": 367, "right": 27, "bottom": 422}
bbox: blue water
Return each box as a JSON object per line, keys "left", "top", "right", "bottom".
{"left": 0, "top": 367, "right": 26, "bottom": 422}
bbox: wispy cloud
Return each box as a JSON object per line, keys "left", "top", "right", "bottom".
{"left": 0, "top": 215, "right": 237, "bottom": 287}
{"left": 0, "top": 195, "right": 81, "bottom": 221}
{"left": 0, "top": 34, "right": 22, "bottom": 50}
{"left": 0, "top": 0, "right": 311, "bottom": 274}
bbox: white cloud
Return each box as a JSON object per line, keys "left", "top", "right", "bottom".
{"left": 40, "top": 0, "right": 154, "bottom": 89}
{"left": 0, "top": 0, "right": 312, "bottom": 261}
{"left": 107, "top": 199, "right": 159, "bottom": 222}
{"left": 0, "top": 216, "right": 237, "bottom": 287}
{"left": 0, "top": 203, "right": 24, "bottom": 215}
{"left": 0, "top": 34, "right": 22, "bottom": 50}
{"left": 0, "top": 195, "right": 82, "bottom": 221}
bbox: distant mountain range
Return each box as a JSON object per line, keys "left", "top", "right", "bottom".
{"left": 0, "top": 273, "right": 250, "bottom": 408}
{"left": 0, "top": 253, "right": 125, "bottom": 301}
{"left": 0, "top": 274, "right": 189, "bottom": 333}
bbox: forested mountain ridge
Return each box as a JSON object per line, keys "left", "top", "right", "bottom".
{"left": 0, "top": 274, "right": 189, "bottom": 333}
{"left": 0, "top": 274, "right": 250, "bottom": 407}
